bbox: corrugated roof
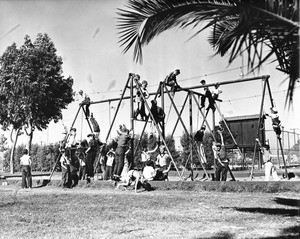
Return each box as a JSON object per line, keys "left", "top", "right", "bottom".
{"left": 224, "top": 114, "right": 261, "bottom": 121}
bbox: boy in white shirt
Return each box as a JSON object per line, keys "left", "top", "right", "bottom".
{"left": 256, "top": 138, "right": 280, "bottom": 181}
{"left": 20, "top": 149, "right": 32, "bottom": 189}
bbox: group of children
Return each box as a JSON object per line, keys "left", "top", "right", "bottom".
{"left": 59, "top": 131, "right": 102, "bottom": 188}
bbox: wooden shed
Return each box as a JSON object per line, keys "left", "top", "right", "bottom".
{"left": 224, "top": 114, "right": 265, "bottom": 150}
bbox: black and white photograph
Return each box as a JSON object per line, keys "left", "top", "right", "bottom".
{"left": 0, "top": 1, "right": 299, "bottom": 238}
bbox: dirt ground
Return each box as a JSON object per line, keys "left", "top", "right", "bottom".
{"left": 0, "top": 183, "right": 299, "bottom": 239}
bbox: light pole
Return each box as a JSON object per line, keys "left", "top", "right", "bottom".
{"left": 108, "top": 102, "right": 115, "bottom": 140}
{"left": 290, "top": 128, "right": 298, "bottom": 146}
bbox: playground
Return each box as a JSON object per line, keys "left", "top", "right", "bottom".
{"left": 0, "top": 1, "right": 299, "bottom": 238}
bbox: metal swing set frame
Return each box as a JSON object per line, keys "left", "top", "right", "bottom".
{"left": 48, "top": 73, "right": 288, "bottom": 183}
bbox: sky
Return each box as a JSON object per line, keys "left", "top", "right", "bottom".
{"left": 0, "top": 0, "right": 299, "bottom": 149}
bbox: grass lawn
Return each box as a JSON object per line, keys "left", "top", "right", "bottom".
{"left": 0, "top": 184, "right": 299, "bottom": 239}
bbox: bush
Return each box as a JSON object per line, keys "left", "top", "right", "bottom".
{"left": 3, "top": 143, "right": 61, "bottom": 172}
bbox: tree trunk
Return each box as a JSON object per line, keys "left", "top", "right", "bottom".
{"left": 25, "top": 122, "right": 34, "bottom": 153}
{"left": 27, "top": 131, "right": 33, "bottom": 153}
{"left": 10, "top": 127, "right": 21, "bottom": 174}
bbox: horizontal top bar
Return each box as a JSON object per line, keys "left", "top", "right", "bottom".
{"left": 89, "top": 75, "right": 269, "bottom": 105}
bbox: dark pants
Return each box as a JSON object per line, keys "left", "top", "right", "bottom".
{"left": 21, "top": 166, "right": 32, "bottom": 188}
{"left": 61, "top": 166, "right": 71, "bottom": 188}
{"left": 113, "top": 147, "right": 126, "bottom": 177}
{"left": 153, "top": 165, "right": 168, "bottom": 181}
{"left": 215, "top": 163, "right": 229, "bottom": 181}
{"left": 273, "top": 124, "right": 281, "bottom": 136}
{"left": 134, "top": 101, "right": 147, "bottom": 120}
{"left": 70, "top": 167, "right": 79, "bottom": 188}
{"left": 104, "top": 166, "right": 113, "bottom": 180}
{"left": 79, "top": 166, "right": 86, "bottom": 180}
{"left": 86, "top": 151, "right": 96, "bottom": 178}
{"left": 201, "top": 90, "right": 215, "bottom": 111}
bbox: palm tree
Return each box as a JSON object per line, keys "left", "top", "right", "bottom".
{"left": 117, "top": 0, "right": 299, "bottom": 105}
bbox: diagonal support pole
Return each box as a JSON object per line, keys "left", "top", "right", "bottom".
{"left": 164, "top": 86, "right": 209, "bottom": 179}
{"left": 105, "top": 73, "right": 132, "bottom": 142}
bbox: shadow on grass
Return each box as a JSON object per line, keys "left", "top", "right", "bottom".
{"left": 194, "top": 232, "right": 235, "bottom": 239}
{"left": 274, "top": 197, "right": 300, "bottom": 208}
{"left": 32, "top": 179, "right": 50, "bottom": 188}
{"left": 232, "top": 207, "right": 299, "bottom": 217}
{"left": 200, "top": 225, "right": 300, "bottom": 239}
{"left": 262, "top": 225, "right": 300, "bottom": 239}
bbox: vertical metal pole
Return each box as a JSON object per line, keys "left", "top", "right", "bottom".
{"left": 278, "top": 137, "right": 289, "bottom": 177}
{"left": 108, "top": 101, "right": 112, "bottom": 140}
{"left": 212, "top": 109, "right": 216, "bottom": 171}
{"left": 189, "top": 92, "right": 194, "bottom": 181}
{"left": 130, "top": 76, "right": 134, "bottom": 166}
{"left": 282, "top": 126, "right": 285, "bottom": 146}
{"left": 287, "top": 131, "right": 290, "bottom": 166}
{"left": 161, "top": 83, "right": 165, "bottom": 140}
{"left": 277, "top": 139, "right": 280, "bottom": 168}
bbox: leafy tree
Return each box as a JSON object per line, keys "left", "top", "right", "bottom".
{"left": 117, "top": 0, "right": 299, "bottom": 104}
{"left": 0, "top": 33, "right": 74, "bottom": 173}
{"left": 0, "top": 134, "right": 8, "bottom": 171}
{"left": 0, "top": 134, "right": 8, "bottom": 152}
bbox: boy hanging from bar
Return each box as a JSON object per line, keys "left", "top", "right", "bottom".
{"left": 194, "top": 125, "right": 207, "bottom": 166}
{"left": 200, "top": 79, "right": 215, "bottom": 111}
{"left": 90, "top": 113, "right": 100, "bottom": 138}
{"left": 211, "top": 83, "right": 222, "bottom": 100}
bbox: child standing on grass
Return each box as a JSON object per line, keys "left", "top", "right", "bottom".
{"left": 20, "top": 149, "right": 32, "bottom": 189}
{"left": 155, "top": 145, "right": 171, "bottom": 181}
{"left": 256, "top": 138, "right": 280, "bottom": 181}
{"left": 60, "top": 149, "right": 71, "bottom": 188}
{"left": 105, "top": 149, "right": 115, "bottom": 180}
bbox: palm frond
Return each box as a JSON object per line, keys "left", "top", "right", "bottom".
{"left": 117, "top": 0, "right": 299, "bottom": 104}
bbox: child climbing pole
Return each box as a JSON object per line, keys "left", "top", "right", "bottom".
{"left": 265, "top": 107, "right": 282, "bottom": 138}
{"left": 150, "top": 99, "right": 165, "bottom": 139}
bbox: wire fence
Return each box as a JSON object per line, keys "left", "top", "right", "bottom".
{"left": 265, "top": 129, "right": 300, "bottom": 168}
